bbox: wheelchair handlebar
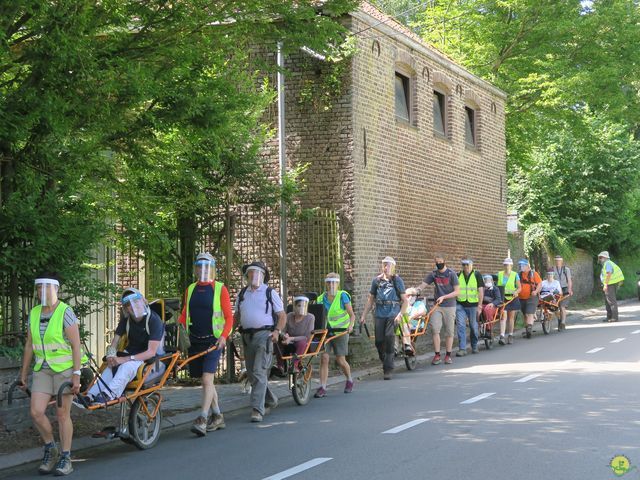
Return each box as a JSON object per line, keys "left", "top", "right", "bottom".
{"left": 8, "top": 379, "right": 30, "bottom": 405}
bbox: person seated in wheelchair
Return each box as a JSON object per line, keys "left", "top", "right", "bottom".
{"left": 85, "top": 288, "right": 165, "bottom": 406}
{"left": 273, "top": 296, "right": 315, "bottom": 375}
{"left": 539, "top": 271, "right": 562, "bottom": 310}
{"left": 399, "top": 287, "right": 427, "bottom": 355}
{"left": 481, "top": 275, "right": 503, "bottom": 323}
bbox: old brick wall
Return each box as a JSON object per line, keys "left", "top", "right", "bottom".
{"left": 349, "top": 9, "right": 508, "bottom": 313}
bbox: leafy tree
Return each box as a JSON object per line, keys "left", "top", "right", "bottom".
{"left": 0, "top": 0, "right": 358, "bottom": 329}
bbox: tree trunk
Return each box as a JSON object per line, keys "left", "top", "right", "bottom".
{"left": 177, "top": 215, "right": 197, "bottom": 297}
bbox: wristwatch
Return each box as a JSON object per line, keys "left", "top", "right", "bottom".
{"left": 72, "top": 370, "right": 81, "bottom": 376}
{"left": 130, "top": 355, "right": 135, "bottom": 361}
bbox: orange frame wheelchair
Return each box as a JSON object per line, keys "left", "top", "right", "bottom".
{"left": 395, "top": 302, "right": 438, "bottom": 370}
{"left": 478, "top": 297, "right": 517, "bottom": 349}
{"left": 53, "top": 298, "right": 218, "bottom": 450}
{"left": 536, "top": 293, "right": 572, "bottom": 334}
{"left": 275, "top": 298, "right": 349, "bottom": 405}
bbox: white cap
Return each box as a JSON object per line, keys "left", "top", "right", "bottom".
{"left": 293, "top": 296, "right": 309, "bottom": 303}
{"left": 382, "top": 256, "right": 396, "bottom": 265}
{"left": 597, "top": 251, "right": 610, "bottom": 259}
{"left": 503, "top": 258, "right": 513, "bottom": 265}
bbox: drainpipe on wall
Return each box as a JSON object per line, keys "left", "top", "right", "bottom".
{"left": 277, "top": 41, "right": 288, "bottom": 301}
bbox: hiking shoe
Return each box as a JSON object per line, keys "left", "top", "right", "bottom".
{"left": 404, "top": 345, "right": 414, "bottom": 356}
{"left": 191, "top": 415, "right": 207, "bottom": 437}
{"left": 53, "top": 454, "right": 73, "bottom": 476}
{"left": 265, "top": 397, "right": 278, "bottom": 410}
{"left": 498, "top": 335, "right": 506, "bottom": 345}
{"left": 383, "top": 372, "right": 392, "bottom": 380}
{"left": 507, "top": 335, "right": 514, "bottom": 345}
{"left": 456, "top": 350, "right": 467, "bottom": 357}
{"left": 344, "top": 380, "right": 354, "bottom": 393}
{"left": 472, "top": 347, "right": 479, "bottom": 354}
{"left": 39, "top": 444, "right": 59, "bottom": 475}
{"left": 526, "top": 325, "right": 532, "bottom": 338}
{"left": 250, "top": 409, "right": 263, "bottom": 423}
{"left": 444, "top": 354, "right": 453, "bottom": 365}
{"left": 431, "top": 353, "right": 441, "bottom": 365}
{"left": 207, "top": 413, "right": 225, "bottom": 432}
{"left": 314, "top": 387, "right": 327, "bottom": 398}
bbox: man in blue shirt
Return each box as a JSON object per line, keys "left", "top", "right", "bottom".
{"left": 360, "top": 257, "right": 408, "bottom": 380}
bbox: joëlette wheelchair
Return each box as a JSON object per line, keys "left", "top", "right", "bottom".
{"left": 393, "top": 299, "right": 438, "bottom": 371}
{"left": 478, "top": 296, "right": 518, "bottom": 349}
{"left": 50, "top": 298, "right": 218, "bottom": 449}
{"left": 273, "top": 293, "right": 348, "bottom": 406}
{"left": 536, "top": 293, "right": 572, "bottom": 334}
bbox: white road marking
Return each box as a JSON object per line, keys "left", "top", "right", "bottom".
{"left": 586, "top": 347, "right": 605, "bottom": 354}
{"left": 262, "top": 458, "right": 333, "bottom": 480}
{"left": 382, "top": 418, "right": 430, "bottom": 434}
{"left": 610, "top": 338, "right": 626, "bottom": 343}
{"left": 460, "top": 392, "right": 496, "bottom": 404}
{"left": 632, "top": 330, "right": 640, "bottom": 334}
{"left": 514, "top": 373, "right": 543, "bottom": 383}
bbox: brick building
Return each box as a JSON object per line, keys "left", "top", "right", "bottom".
{"left": 263, "top": 2, "right": 508, "bottom": 310}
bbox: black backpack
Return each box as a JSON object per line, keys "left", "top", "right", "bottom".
{"left": 375, "top": 275, "right": 403, "bottom": 302}
{"left": 237, "top": 286, "right": 278, "bottom": 323}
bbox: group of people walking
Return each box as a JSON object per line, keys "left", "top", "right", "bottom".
{"left": 17, "top": 249, "right": 625, "bottom": 476}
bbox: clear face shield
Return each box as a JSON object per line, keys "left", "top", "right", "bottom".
{"left": 246, "top": 267, "right": 265, "bottom": 288}
{"left": 407, "top": 293, "right": 417, "bottom": 306}
{"left": 34, "top": 279, "right": 59, "bottom": 307}
{"left": 325, "top": 278, "right": 339, "bottom": 296}
{"left": 195, "top": 259, "right": 214, "bottom": 283}
{"left": 122, "top": 291, "right": 148, "bottom": 321}
{"left": 483, "top": 275, "right": 494, "bottom": 288}
{"left": 293, "top": 296, "right": 309, "bottom": 316}
{"left": 382, "top": 262, "right": 396, "bottom": 276}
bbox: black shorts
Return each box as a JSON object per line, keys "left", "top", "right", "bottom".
{"left": 187, "top": 339, "right": 223, "bottom": 378}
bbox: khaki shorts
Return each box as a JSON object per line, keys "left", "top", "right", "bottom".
{"left": 32, "top": 367, "right": 72, "bottom": 396}
{"left": 324, "top": 333, "right": 349, "bottom": 356}
{"left": 429, "top": 307, "right": 456, "bottom": 337}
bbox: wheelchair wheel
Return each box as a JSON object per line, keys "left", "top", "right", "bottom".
{"left": 292, "top": 370, "right": 311, "bottom": 406}
{"left": 128, "top": 394, "right": 162, "bottom": 450}
{"left": 541, "top": 313, "right": 552, "bottom": 335}
{"left": 405, "top": 354, "right": 417, "bottom": 371}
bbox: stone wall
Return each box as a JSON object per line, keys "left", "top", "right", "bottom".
{"left": 0, "top": 358, "right": 29, "bottom": 433}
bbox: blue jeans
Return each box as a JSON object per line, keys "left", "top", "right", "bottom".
{"left": 456, "top": 304, "right": 479, "bottom": 350}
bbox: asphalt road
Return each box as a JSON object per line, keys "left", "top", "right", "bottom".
{"left": 6, "top": 301, "right": 640, "bottom": 480}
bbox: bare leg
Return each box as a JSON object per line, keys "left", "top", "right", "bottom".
{"left": 319, "top": 353, "right": 329, "bottom": 386}
{"left": 335, "top": 355, "right": 351, "bottom": 380}
{"left": 56, "top": 394, "right": 73, "bottom": 452}
{"left": 30, "top": 392, "right": 55, "bottom": 445}
{"left": 201, "top": 372, "right": 218, "bottom": 413}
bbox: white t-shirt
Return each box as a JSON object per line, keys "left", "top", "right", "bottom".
{"left": 235, "top": 283, "right": 284, "bottom": 329}
{"left": 540, "top": 280, "right": 562, "bottom": 296}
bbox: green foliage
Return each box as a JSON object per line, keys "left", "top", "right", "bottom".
{"left": 379, "top": 1, "right": 640, "bottom": 259}
{"left": 0, "top": 343, "right": 24, "bottom": 360}
{"left": 0, "top": 0, "right": 358, "bottom": 322}
{"left": 611, "top": 254, "right": 640, "bottom": 300}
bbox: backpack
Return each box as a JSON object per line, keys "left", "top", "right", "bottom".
{"left": 237, "top": 286, "right": 278, "bottom": 323}
{"left": 375, "top": 275, "right": 403, "bottom": 302}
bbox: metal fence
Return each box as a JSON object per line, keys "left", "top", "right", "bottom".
{"left": 0, "top": 206, "right": 342, "bottom": 382}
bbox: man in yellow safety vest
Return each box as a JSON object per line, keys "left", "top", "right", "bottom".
{"left": 598, "top": 251, "right": 625, "bottom": 323}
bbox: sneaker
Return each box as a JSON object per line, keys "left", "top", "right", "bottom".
{"left": 344, "top": 380, "right": 354, "bottom": 393}
{"left": 191, "top": 415, "right": 207, "bottom": 437}
{"left": 472, "top": 347, "right": 479, "bottom": 354}
{"left": 456, "top": 350, "right": 467, "bottom": 357}
{"left": 526, "top": 325, "right": 532, "bottom": 338}
{"left": 507, "top": 335, "right": 514, "bottom": 345}
{"left": 39, "top": 444, "right": 59, "bottom": 475}
{"left": 314, "top": 387, "right": 327, "bottom": 398}
{"left": 383, "top": 372, "right": 392, "bottom": 380}
{"left": 444, "top": 354, "right": 453, "bottom": 365}
{"left": 72, "top": 395, "right": 92, "bottom": 409}
{"left": 431, "top": 353, "right": 441, "bottom": 365}
{"left": 265, "top": 397, "right": 278, "bottom": 410}
{"left": 53, "top": 454, "right": 73, "bottom": 476}
{"left": 560, "top": 322, "right": 566, "bottom": 331}
{"left": 250, "top": 409, "right": 263, "bottom": 423}
{"left": 498, "top": 335, "right": 506, "bottom": 345}
{"left": 207, "top": 413, "right": 225, "bottom": 432}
